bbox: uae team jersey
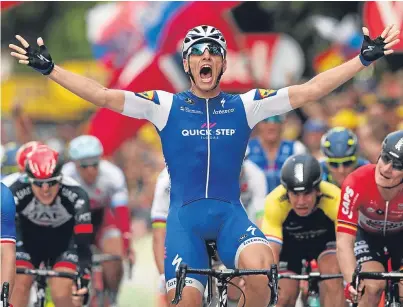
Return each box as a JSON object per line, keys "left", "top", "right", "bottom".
{"left": 122, "top": 88, "right": 292, "bottom": 207}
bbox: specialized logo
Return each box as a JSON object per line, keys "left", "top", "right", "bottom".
{"left": 395, "top": 137, "right": 403, "bottom": 151}
{"left": 135, "top": 90, "right": 160, "bottom": 105}
{"left": 294, "top": 163, "right": 304, "bottom": 183}
{"left": 362, "top": 45, "right": 375, "bottom": 54}
{"left": 247, "top": 225, "right": 256, "bottom": 236}
{"left": 220, "top": 98, "right": 226, "bottom": 108}
{"left": 254, "top": 89, "right": 278, "bottom": 100}
{"left": 172, "top": 254, "right": 183, "bottom": 272}
{"left": 341, "top": 186, "right": 355, "bottom": 219}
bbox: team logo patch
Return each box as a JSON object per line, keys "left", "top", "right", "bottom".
{"left": 254, "top": 89, "right": 278, "bottom": 100}
{"left": 135, "top": 90, "right": 160, "bottom": 105}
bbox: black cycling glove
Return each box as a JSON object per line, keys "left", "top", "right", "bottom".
{"left": 25, "top": 43, "right": 54, "bottom": 75}
{"left": 359, "top": 34, "right": 386, "bottom": 66}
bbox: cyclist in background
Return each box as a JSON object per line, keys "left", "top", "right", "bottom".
{"left": 1, "top": 183, "right": 17, "bottom": 303}
{"left": 3, "top": 145, "right": 92, "bottom": 307}
{"left": 320, "top": 127, "right": 369, "bottom": 187}
{"left": 1, "top": 141, "right": 43, "bottom": 184}
{"left": 248, "top": 115, "right": 307, "bottom": 193}
{"left": 337, "top": 130, "right": 403, "bottom": 307}
{"left": 151, "top": 150, "right": 267, "bottom": 306}
{"left": 62, "top": 135, "right": 132, "bottom": 306}
{"left": 263, "top": 154, "right": 344, "bottom": 307}
{"left": 1, "top": 142, "right": 20, "bottom": 179}
{"left": 9, "top": 23, "right": 400, "bottom": 306}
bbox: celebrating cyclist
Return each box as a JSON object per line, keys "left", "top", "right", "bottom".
{"left": 151, "top": 152, "right": 267, "bottom": 306}
{"left": 248, "top": 115, "right": 307, "bottom": 193}
{"left": 1, "top": 183, "right": 17, "bottom": 304}
{"left": 9, "top": 23, "right": 400, "bottom": 307}
{"left": 263, "top": 154, "right": 344, "bottom": 306}
{"left": 320, "top": 127, "right": 369, "bottom": 187}
{"left": 62, "top": 135, "right": 132, "bottom": 305}
{"left": 337, "top": 130, "right": 403, "bottom": 307}
{"left": 3, "top": 145, "right": 92, "bottom": 307}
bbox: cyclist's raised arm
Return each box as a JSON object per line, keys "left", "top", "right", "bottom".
{"left": 241, "top": 25, "right": 399, "bottom": 127}
{"left": 288, "top": 25, "right": 399, "bottom": 109}
{"left": 9, "top": 35, "right": 173, "bottom": 127}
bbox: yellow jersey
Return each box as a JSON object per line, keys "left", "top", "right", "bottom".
{"left": 262, "top": 181, "right": 341, "bottom": 245}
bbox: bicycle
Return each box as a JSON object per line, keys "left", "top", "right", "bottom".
{"left": 90, "top": 252, "right": 123, "bottom": 307}
{"left": 351, "top": 264, "right": 403, "bottom": 307}
{"left": 278, "top": 271, "right": 343, "bottom": 307}
{"left": 172, "top": 262, "right": 279, "bottom": 307}
{"left": 16, "top": 267, "right": 80, "bottom": 307}
{"left": 2, "top": 282, "right": 10, "bottom": 307}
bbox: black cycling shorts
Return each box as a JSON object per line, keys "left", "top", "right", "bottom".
{"left": 354, "top": 227, "right": 403, "bottom": 271}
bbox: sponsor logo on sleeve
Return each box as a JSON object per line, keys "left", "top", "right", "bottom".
{"left": 341, "top": 186, "right": 355, "bottom": 219}
{"left": 135, "top": 91, "right": 160, "bottom": 105}
{"left": 254, "top": 89, "right": 278, "bottom": 100}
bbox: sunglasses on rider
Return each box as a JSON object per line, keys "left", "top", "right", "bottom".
{"left": 187, "top": 42, "right": 225, "bottom": 58}
{"left": 327, "top": 156, "right": 357, "bottom": 169}
{"left": 29, "top": 176, "right": 62, "bottom": 187}
{"left": 79, "top": 161, "right": 99, "bottom": 169}
{"left": 380, "top": 152, "right": 403, "bottom": 171}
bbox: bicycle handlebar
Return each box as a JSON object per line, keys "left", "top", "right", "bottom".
{"left": 279, "top": 272, "right": 343, "bottom": 281}
{"left": 16, "top": 268, "right": 78, "bottom": 280}
{"left": 92, "top": 254, "right": 121, "bottom": 264}
{"left": 351, "top": 264, "right": 403, "bottom": 307}
{"left": 172, "top": 263, "right": 278, "bottom": 306}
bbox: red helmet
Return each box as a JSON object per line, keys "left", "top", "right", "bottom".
{"left": 25, "top": 145, "right": 62, "bottom": 179}
{"left": 16, "top": 141, "right": 43, "bottom": 171}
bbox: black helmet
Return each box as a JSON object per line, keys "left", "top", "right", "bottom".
{"left": 281, "top": 154, "right": 322, "bottom": 192}
{"left": 381, "top": 130, "right": 403, "bottom": 163}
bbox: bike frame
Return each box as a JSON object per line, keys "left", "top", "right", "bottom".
{"left": 90, "top": 252, "right": 122, "bottom": 307}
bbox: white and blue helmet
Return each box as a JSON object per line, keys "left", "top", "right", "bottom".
{"left": 182, "top": 25, "right": 227, "bottom": 58}
{"left": 68, "top": 135, "right": 103, "bottom": 161}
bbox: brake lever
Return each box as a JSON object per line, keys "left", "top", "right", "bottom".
{"left": 268, "top": 264, "right": 278, "bottom": 306}
{"left": 172, "top": 263, "right": 188, "bottom": 305}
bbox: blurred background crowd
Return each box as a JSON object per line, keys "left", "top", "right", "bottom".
{"left": 1, "top": 1, "right": 402, "bottom": 305}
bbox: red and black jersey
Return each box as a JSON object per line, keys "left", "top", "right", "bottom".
{"left": 3, "top": 173, "right": 93, "bottom": 271}
{"left": 337, "top": 164, "right": 403, "bottom": 236}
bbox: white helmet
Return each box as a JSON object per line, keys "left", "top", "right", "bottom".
{"left": 182, "top": 25, "right": 227, "bottom": 58}
{"left": 68, "top": 135, "right": 103, "bottom": 161}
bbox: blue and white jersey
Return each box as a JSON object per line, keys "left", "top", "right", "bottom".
{"left": 247, "top": 138, "right": 307, "bottom": 193}
{"left": 122, "top": 88, "right": 292, "bottom": 207}
{"left": 1, "top": 182, "right": 16, "bottom": 244}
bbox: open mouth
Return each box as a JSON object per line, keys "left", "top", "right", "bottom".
{"left": 200, "top": 65, "right": 212, "bottom": 82}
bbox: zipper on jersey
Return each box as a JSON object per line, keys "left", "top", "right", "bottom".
{"left": 383, "top": 201, "right": 389, "bottom": 236}
{"left": 205, "top": 98, "right": 210, "bottom": 198}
